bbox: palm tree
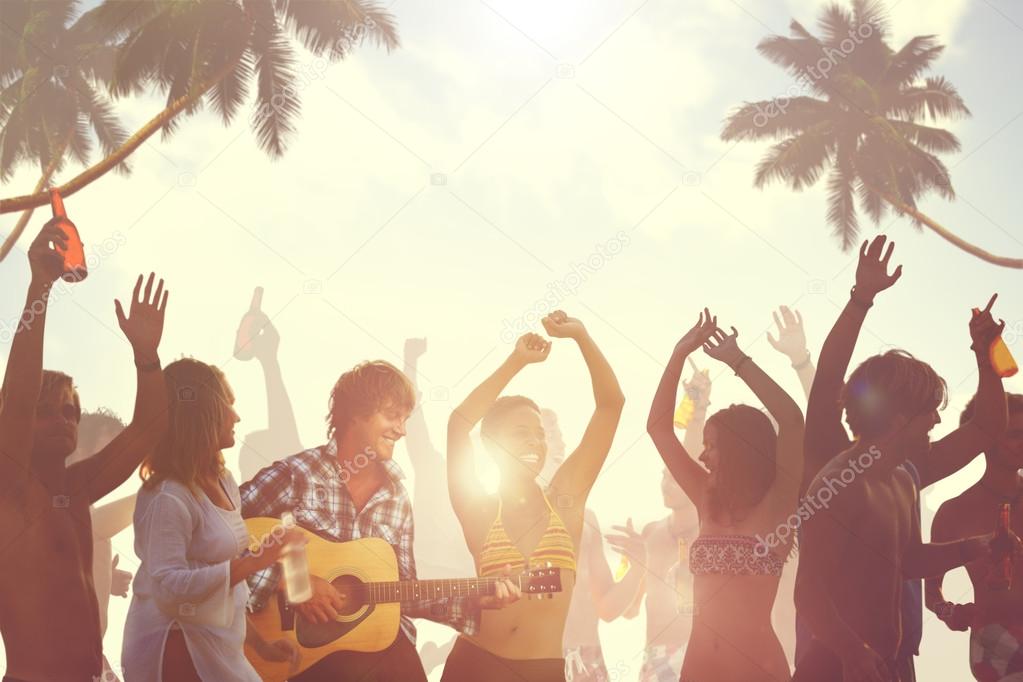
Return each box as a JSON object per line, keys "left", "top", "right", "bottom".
{"left": 0, "top": 0, "right": 399, "bottom": 218}
{"left": 721, "top": 0, "right": 1022, "bottom": 268}
{"left": 0, "top": 0, "right": 130, "bottom": 260}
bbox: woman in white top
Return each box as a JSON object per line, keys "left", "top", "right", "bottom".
{"left": 122, "top": 358, "right": 300, "bottom": 681}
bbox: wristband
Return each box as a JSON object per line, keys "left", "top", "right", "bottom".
{"left": 731, "top": 355, "right": 752, "bottom": 375}
{"left": 849, "top": 286, "right": 874, "bottom": 309}
{"left": 135, "top": 357, "right": 161, "bottom": 373}
{"left": 791, "top": 350, "right": 812, "bottom": 370}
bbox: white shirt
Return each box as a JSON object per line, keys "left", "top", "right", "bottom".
{"left": 121, "top": 472, "right": 259, "bottom": 682}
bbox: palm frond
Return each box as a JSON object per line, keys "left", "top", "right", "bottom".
{"left": 753, "top": 124, "right": 835, "bottom": 190}
{"left": 887, "top": 120, "right": 960, "bottom": 153}
{"left": 890, "top": 76, "right": 970, "bottom": 121}
{"left": 882, "top": 35, "right": 943, "bottom": 88}
{"left": 250, "top": 18, "right": 299, "bottom": 158}
{"left": 721, "top": 96, "right": 832, "bottom": 142}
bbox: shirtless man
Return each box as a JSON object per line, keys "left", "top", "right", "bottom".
{"left": 927, "top": 393, "right": 1023, "bottom": 681}
{"left": 621, "top": 365, "right": 707, "bottom": 682}
{"left": 793, "top": 236, "right": 1013, "bottom": 682}
{"left": 0, "top": 222, "right": 168, "bottom": 682}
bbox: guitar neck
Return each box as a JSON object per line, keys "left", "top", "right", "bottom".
{"left": 365, "top": 576, "right": 515, "bottom": 604}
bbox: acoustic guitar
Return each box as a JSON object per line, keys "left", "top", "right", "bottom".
{"left": 243, "top": 517, "right": 563, "bottom": 681}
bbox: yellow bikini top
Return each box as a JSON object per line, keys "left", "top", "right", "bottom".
{"left": 479, "top": 492, "right": 577, "bottom": 577}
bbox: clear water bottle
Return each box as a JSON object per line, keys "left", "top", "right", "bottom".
{"left": 280, "top": 511, "right": 312, "bottom": 603}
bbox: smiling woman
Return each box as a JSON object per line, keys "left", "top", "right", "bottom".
{"left": 444, "top": 310, "right": 625, "bottom": 682}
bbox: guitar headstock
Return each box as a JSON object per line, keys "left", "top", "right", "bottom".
{"left": 521, "top": 564, "right": 563, "bottom": 599}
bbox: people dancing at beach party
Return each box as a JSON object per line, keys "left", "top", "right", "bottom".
{"left": 648, "top": 308, "right": 807, "bottom": 682}
{"left": 443, "top": 310, "right": 625, "bottom": 682}
{"left": 793, "top": 236, "right": 1018, "bottom": 682}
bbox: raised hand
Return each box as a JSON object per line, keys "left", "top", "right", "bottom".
{"left": 855, "top": 235, "right": 902, "bottom": 301}
{"left": 28, "top": 220, "right": 67, "bottom": 285}
{"left": 969, "top": 293, "right": 1005, "bottom": 355}
{"left": 542, "top": 309, "right": 586, "bottom": 340}
{"left": 404, "top": 337, "right": 428, "bottom": 361}
{"left": 512, "top": 332, "right": 552, "bottom": 365}
{"left": 247, "top": 312, "right": 281, "bottom": 361}
{"left": 605, "top": 518, "right": 647, "bottom": 563}
{"left": 767, "top": 306, "right": 809, "bottom": 362}
{"left": 676, "top": 308, "right": 717, "bottom": 354}
{"left": 703, "top": 325, "right": 746, "bottom": 368}
{"left": 115, "top": 273, "right": 168, "bottom": 361}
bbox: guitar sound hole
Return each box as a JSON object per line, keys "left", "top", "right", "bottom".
{"left": 330, "top": 574, "right": 368, "bottom": 616}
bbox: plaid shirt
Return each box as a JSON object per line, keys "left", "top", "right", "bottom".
{"left": 239, "top": 440, "right": 479, "bottom": 644}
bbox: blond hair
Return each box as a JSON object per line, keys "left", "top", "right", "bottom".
{"left": 141, "top": 358, "right": 230, "bottom": 490}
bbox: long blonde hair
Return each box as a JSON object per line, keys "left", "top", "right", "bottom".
{"left": 141, "top": 358, "right": 231, "bottom": 490}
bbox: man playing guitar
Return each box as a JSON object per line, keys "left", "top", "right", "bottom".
{"left": 240, "top": 360, "right": 519, "bottom": 681}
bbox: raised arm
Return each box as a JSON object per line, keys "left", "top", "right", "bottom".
{"left": 404, "top": 338, "right": 443, "bottom": 477}
{"left": 447, "top": 333, "right": 550, "bottom": 521}
{"left": 805, "top": 236, "right": 902, "bottom": 485}
{"left": 766, "top": 306, "right": 815, "bottom": 400}
{"left": 68, "top": 273, "right": 168, "bottom": 503}
{"left": 647, "top": 311, "right": 717, "bottom": 509}
{"left": 251, "top": 314, "right": 302, "bottom": 455}
{"left": 911, "top": 294, "right": 1008, "bottom": 489}
{"left": 547, "top": 311, "right": 625, "bottom": 504}
{"left": 0, "top": 222, "right": 66, "bottom": 490}
{"left": 680, "top": 361, "right": 712, "bottom": 457}
{"left": 703, "top": 324, "right": 805, "bottom": 503}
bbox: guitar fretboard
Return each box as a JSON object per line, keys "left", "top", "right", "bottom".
{"left": 366, "top": 577, "right": 514, "bottom": 604}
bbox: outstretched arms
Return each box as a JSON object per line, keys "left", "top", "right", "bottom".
{"left": 69, "top": 274, "right": 168, "bottom": 503}
{"left": 548, "top": 311, "right": 625, "bottom": 503}
{"left": 0, "top": 222, "right": 66, "bottom": 490}
{"left": 404, "top": 337, "right": 443, "bottom": 477}
{"left": 647, "top": 311, "right": 717, "bottom": 510}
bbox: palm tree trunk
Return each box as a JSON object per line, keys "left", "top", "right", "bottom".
{"left": 0, "top": 135, "right": 70, "bottom": 261}
{"left": 877, "top": 192, "right": 1023, "bottom": 269}
{"left": 0, "top": 57, "right": 242, "bottom": 215}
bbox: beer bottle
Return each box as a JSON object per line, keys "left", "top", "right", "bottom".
{"left": 972, "top": 307, "right": 1018, "bottom": 378}
{"left": 49, "top": 188, "right": 87, "bottom": 282}
{"left": 987, "top": 503, "right": 1013, "bottom": 591}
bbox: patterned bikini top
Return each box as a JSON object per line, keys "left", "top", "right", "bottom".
{"left": 479, "top": 493, "right": 577, "bottom": 577}
{"left": 688, "top": 535, "right": 785, "bottom": 577}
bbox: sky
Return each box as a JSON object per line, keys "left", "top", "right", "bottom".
{"left": 1, "top": 0, "right": 1022, "bottom": 679}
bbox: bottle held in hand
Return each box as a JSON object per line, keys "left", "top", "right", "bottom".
{"left": 987, "top": 503, "right": 1013, "bottom": 591}
{"left": 234, "top": 287, "right": 265, "bottom": 360}
{"left": 280, "top": 511, "right": 312, "bottom": 603}
{"left": 49, "top": 188, "right": 87, "bottom": 282}
{"left": 972, "top": 306, "right": 1018, "bottom": 378}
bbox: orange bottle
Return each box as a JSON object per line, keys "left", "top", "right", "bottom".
{"left": 987, "top": 503, "right": 1013, "bottom": 591}
{"left": 49, "top": 188, "right": 87, "bottom": 282}
{"left": 972, "top": 307, "right": 1018, "bottom": 378}
{"left": 234, "top": 287, "right": 265, "bottom": 360}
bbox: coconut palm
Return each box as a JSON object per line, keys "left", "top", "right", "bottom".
{"left": 0, "top": 0, "right": 399, "bottom": 217}
{"left": 721, "top": 0, "right": 1021, "bottom": 268}
{"left": 0, "top": 0, "right": 130, "bottom": 260}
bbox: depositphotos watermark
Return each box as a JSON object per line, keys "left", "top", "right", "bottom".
{"left": 499, "top": 231, "right": 631, "bottom": 343}
{"left": 755, "top": 445, "right": 882, "bottom": 557}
